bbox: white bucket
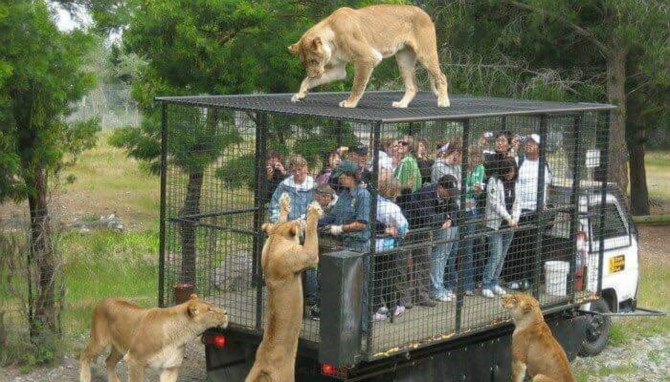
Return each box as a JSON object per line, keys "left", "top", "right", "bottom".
{"left": 544, "top": 261, "right": 569, "bottom": 296}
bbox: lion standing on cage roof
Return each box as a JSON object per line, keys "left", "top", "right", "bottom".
{"left": 245, "top": 193, "right": 323, "bottom": 382}
{"left": 288, "top": 4, "right": 450, "bottom": 109}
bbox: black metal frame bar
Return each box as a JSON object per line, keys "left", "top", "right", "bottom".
{"left": 366, "top": 121, "right": 382, "bottom": 354}
{"left": 253, "top": 112, "right": 268, "bottom": 331}
{"left": 532, "top": 114, "right": 549, "bottom": 298}
{"left": 568, "top": 113, "right": 584, "bottom": 301}
{"left": 597, "top": 111, "right": 611, "bottom": 293}
{"left": 158, "top": 103, "right": 168, "bottom": 307}
{"left": 455, "top": 118, "right": 470, "bottom": 332}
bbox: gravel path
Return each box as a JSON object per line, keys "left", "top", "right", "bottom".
{"left": 1, "top": 226, "right": 668, "bottom": 381}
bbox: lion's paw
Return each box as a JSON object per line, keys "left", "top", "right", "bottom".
{"left": 339, "top": 99, "right": 358, "bottom": 108}
{"left": 279, "top": 193, "right": 291, "bottom": 214}
{"left": 291, "top": 93, "right": 305, "bottom": 103}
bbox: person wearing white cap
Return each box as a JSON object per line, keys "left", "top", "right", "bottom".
{"left": 506, "top": 133, "right": 552, "bottom": 290}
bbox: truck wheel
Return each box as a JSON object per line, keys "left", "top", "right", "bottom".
{"left": 579, "top": 298, "right": 611, "bottom": 357}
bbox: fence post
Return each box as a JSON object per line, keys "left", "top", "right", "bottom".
{"left": 253, "top": 112, "right": 268, "bottom": 331}
{"left": 158, "top": 102, "right": 168, "bottom": 307}
{"left": 455, "top": 119, "right": 470, "bottom": 332}
{"left": 532, "top": 114, "right": 549, "bottom": 298}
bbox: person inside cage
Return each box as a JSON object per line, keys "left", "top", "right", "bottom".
{"left": 264, "top": 149, "right": 288, "bottom": 203}
{"left": 318, "top": 159, "right": 372, "bottom": 328}
{"left": 415, "top": 137, "right": 434, "bottom": 186}
{"left": 316, "top": 149, "right": 342, "bottom": 188}
{"left": 314, "top": 183, "right": 338, "bottom": 214}
{"left": 268, "top": 155, "right": 315, "bottom": 223}
{"left": 482, "top": 157, "right": 520, "bottom": 299}
{"left": 395, "top": 136, "right": 422, "bottom": 193}
{"left": 409, "top": 175, "right": 460, "bottom": 302}
{"left": 302, "top": 183, "right": 339, "bottom": 321}
{"left": 505, "top": 133, "right": 552, "bottom": 291}
{"left": 431, "top": 139, "right": 462, "bottom": 188}
{"left": 483, "top": 130, "right": 515, "bottom": 179}
{"left": 461, "top": 149, "right": 486, "bottom": 296}
{"left": 378, "top": 137, "right": 398, "bottom": 173}
{"left": 347, "top": 143, "right": 373, "bottom": 188}
{"left": 372, "top": 176, "right": 409, "bottom": 321}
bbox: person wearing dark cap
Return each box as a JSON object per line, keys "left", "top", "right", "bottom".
{"left": 319, "top": 159, "right": 372, "bottom": 328}
{"left": 348, "top": 143, "right": 373, "bottom": 187}
{"left": 319, "top": 160, "right": 371, "bottom": 251}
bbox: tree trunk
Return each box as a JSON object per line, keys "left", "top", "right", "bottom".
{"left": 629, "top": 139, "right": 649, "bottom": 215}
{"left": 606, "top": 47, "right": 629, "bottom": 192}
{"left": 26, "top": 166, "right": 60, "bottom": 342}
{"left": 179, "top": 171, "right": 203, "bottom": 285}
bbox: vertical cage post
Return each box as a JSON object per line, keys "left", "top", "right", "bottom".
{"left": 158, "top": 102, "right": 168, "bottom": 307}
{"left": 532, "top": 114, "right": 549, "bottom": 298}
{"left": 568, "top": 113, "right": 584, "bottom": 301}
{"left": 455, "top": 119, "right": 470, "bottom": 331}
{"left": 253, "top": 112, "right": 268, "bottom": 330}
{"left": 597, "top": 111, "right": 611, "bottom": 293}
{"left": 366, "top": 121, "right": 382, "bottom": 354}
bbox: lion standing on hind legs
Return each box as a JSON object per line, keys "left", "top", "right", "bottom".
{"left": 245, "top": 193, "right": 323, "bottom": 382}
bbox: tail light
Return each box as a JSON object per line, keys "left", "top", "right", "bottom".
{"left": 321, "top": 363, "right": 335, "bottom": 376}
{"left": 320, "top": 363, "right": 347, "bottom": 378}
{"left": 202, "top": 333, "right": 226, "bottom": 349}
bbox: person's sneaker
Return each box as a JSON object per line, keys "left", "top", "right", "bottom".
{"left": 437, "top": 293, "right": 454, "bottom": 302}
{"left": 393, "top": 305, "right": 405, "bottom": 317}
{"left": 493, "top": 285, "right": 507, "bottom": 295}
{"left": 509, "top": 281, "right": 521, "bottom": 290}
{"left": 373, "top": 306, "right": 389, "bottom": 322}
{"left": 373, "top": 312, "right": 388, "bottom": 322}
{"left": 464, "top": 290, "right": 474, "bottom": 296}
{"left": 482, "top": 289, "right": 495, "bottom": 298}
{"left": 309, "top": 305, "right": 320, "bottom": 321}
{"left": 445, "top": 290, "right": 456, "bottom": 300}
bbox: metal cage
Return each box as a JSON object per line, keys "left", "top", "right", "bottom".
{"left": 156, "top": 91, "right": 616, "bottom": 363}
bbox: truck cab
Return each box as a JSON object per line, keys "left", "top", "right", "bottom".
{"left": 548, "top": 182, "right": 639, "bottom": 355}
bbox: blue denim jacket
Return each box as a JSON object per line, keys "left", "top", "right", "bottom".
{"left": 269, "top": 176, "right": 315, "bottom": 222}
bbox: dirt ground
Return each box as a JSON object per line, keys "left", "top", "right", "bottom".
{"left": 0, "top": 225, "right": 668, "bottom": 382}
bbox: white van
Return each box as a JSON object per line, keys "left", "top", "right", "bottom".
{"left": 548, "top": 181, "right": 639, "bottom": 355}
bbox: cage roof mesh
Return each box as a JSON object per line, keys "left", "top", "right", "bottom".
{"left": 156, "top": 91, "right": 614, "bottom": 123}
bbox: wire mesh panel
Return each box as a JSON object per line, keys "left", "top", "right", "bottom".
{"left": 157, "top": 91, "right": 616, "bottom": 363}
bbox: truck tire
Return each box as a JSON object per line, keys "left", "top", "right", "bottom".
{"left": 579, "top": 298, "right": 611, "bottom": 357}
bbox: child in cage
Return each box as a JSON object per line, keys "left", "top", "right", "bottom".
{"left": 482, "top": 157, "right": 520, "bottom": 298}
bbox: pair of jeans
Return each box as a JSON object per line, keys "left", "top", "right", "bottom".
{"left": 483, "top": 229, "right": 514, "bottom": 289}
{"left": 461, "top": 210, "right": 480, "bottom": 291}
{"left": 430, "top": 226, "right": 459, "bottom": 298}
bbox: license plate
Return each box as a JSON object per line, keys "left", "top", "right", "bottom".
{"left": 609, "top": 255, "right": 625, "bottom": 273}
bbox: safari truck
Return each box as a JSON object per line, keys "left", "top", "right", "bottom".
{"left": 154, "top": 92, "right": 640, "bottom": 381}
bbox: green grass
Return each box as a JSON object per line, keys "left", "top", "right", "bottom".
{"left": 61, "top": 230, "right": 159, "bottom": 340}
{"left": 646, "top": 151, "right": 670, "bottom": 215}
{"left": 58, "top": 130, "right": 160, "bottom": 231}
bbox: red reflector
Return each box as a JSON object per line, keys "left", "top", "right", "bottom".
{"left": 213, "top": 335, "right": 226, "bottom": 348}
{"left": 321, "top": 363, "right": 335, "bottom": 376}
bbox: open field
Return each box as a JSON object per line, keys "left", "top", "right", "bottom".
{"left": 0, "top": 136, "right": 668, "bottom": 380}
{"left": 646, "top": 151, "right": 670, "bottom": 215}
